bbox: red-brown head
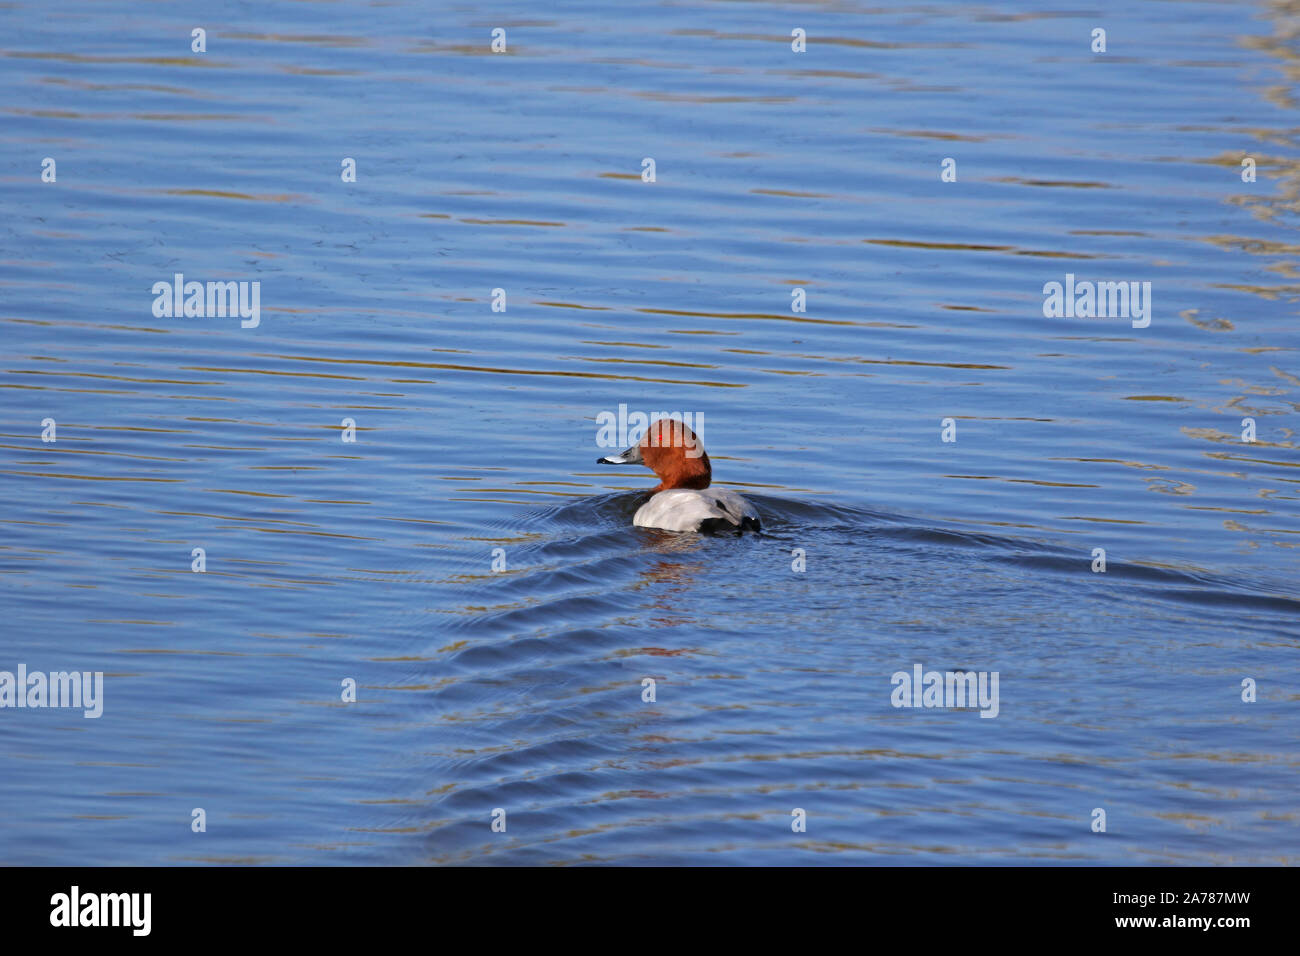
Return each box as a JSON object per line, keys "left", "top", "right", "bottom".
{"left": 597, "top": 418, "right": 712, "bottom": 491}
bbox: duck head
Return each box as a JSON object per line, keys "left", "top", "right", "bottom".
{"left": 597, "top": 418, "right": 712, "bottom": 492}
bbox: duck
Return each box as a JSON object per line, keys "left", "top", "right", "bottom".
{"left": 597, "top": 418, "right": 760, "bottom": 533}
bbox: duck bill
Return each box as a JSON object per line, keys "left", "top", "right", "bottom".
{"left": 597, "top": 443, "right": 643, "bottom": 465}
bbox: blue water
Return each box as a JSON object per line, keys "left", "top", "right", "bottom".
{"left": 1, "top": 0, "right": 1297, "bottom": 865}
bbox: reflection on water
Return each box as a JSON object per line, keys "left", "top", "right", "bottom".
{"left": 0, "top": 0, "right": 1298, "bottom": 865}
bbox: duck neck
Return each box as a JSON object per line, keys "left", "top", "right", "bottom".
{"left": 652, "top": 452, "right": 711, "bottom": 492}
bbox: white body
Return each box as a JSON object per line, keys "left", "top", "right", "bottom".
{"left": 633, "top": 487, "right": 759, "bottom": 532}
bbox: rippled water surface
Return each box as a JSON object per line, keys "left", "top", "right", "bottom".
{"left": 2, "top": 0, "right": 1299, "bottom": 865}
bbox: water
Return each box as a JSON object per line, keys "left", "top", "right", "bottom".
{"left": 1, "top": 0, "right": 1298, "bottom": 865}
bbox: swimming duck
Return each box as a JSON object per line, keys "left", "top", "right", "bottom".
{"left": 597, "top": 419, "right": 760, "bottom": 533}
